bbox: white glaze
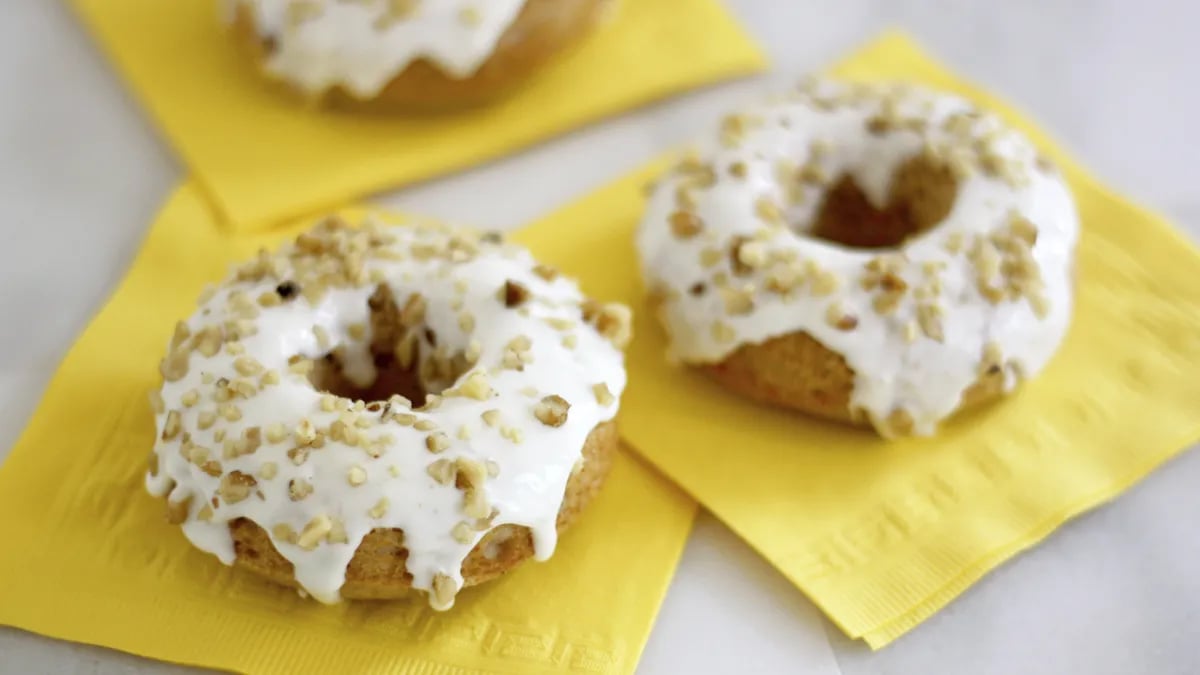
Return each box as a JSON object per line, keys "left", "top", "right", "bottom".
{"left": 225, "top": 0, "right": 528, "bottom": 96}
{"left": 147, "top": 215, "right": 626, "bottom": 608}
{"left": 637, "top": 80, "right": 1079, "bottom": 436}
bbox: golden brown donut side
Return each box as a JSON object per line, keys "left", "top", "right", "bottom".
{"left": 212, "top": 420, "right": 617, "bottom": 599}
{"left": 231, "top": 0, "right": 612, "bottom": 111}
{"left": 702, "top": 331, "right": 1006, "bottom": 432}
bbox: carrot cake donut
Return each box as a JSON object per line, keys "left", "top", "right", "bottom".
{"left": 225, "top": 0, "right": 612, "bottom": 110}
{"left": 147, "top": 214, "right": 631, "bottom": 608}
{"left": 636, "top": 80, "right": 1078, "bottom": 437}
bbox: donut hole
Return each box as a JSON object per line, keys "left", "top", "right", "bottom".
{"left": 809, "top": 153, "right": 958, "bottom": 249}
{"left": 301, "top": 284, "right": 474, "bottom": 408}
{"left": 305, "top": 349, "right": 428, "bottom": 408}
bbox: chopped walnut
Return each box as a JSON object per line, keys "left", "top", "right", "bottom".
{"left": 425, "top": 432, "right": 450, "bottom": 453}
{"left": 297, "top": 515, "right": 332, "bottom": 550}
{"left": 980, "top": 341, "right": 1004, "bottom": 376}
{"left": 257, "top": 423, "right": 283, "bottom": 447}
{"left": 288, "top": 357, "right": 315, "bottom": 376}
{"left": 459, "top": 372, "right": 493, "bottom": 400}
{"left": 159, "top": 352, "right": 189, "bottom": 382}
{"left": 824, "top": 302, "right": 858, "bottom": 331}
{"left": 288, "top": 446, "right": 310, "bottom": 466}
{"left": 502, "top": 279, "right": 530, "bottom": 308}
{"left": 916, "top": 303, "right": 945, "bottom": 342}
{"left": 431, "top": 573, "right": 456, "bottom": 608}
{"left": 754, "top": 197, "right": 783, "bottom": 226}
{"left": 369, "top": 498, "right": 390, "bottom": 519}
{"left": 721, "top": 286, "right": 755, "bottom": 315}
{"left": 728, "top": 236, "right": 754, "bottom": 276}
{"left": 400, "top": 293, "right": 427, "bottom": 328}
{"left": 481, "top": 409, "right": 501, "bottom": 427}
{"left": 668, "top": 211, "right": 704, "bottom": 238}
{"left": 809, "top": 269, "right": 840, "bottom": 296}
{"left": 454, "top": 457, "right": 488, "bottom": 490}
{"left": 589, "top": 303, "right": 633, "bottom": 349}
{"left": 194, "top": 327, "right": 222, "bottom": 357}
{"left": 272, "top": 523, "right": 298, "bottom": 545}
{"left": 170, "top": 321, "right": 191, "bottom": 350}
{"left": 196, "top": 504, "right": 214, "bottom": 522}
{"left": 218, "top": 471, "right": 257, "bottom": 504}
{"left": 533, "top": 395, "right": 570, "bottom": 427}
{"left": 233, "top": 356, "right": 263, "bottom": 376}
{"left": 451, "top": 521, "right": 474, "bottom": 544}
{"left": 872, "top": 292, "right": 903, "bottom": 315}
{"left": 592, "top": 383, "right": 615, "bottom": 406}
{"left": 288, "top": 478, "right": 314, "bottom": 501}
{"left": 463, "top": 488, "right": 490, "bottom": 520}
{"left": 328, "top": 518, "right": 349, "bottom": 545}
{"left": 533, "top": 264, "right": 558, "bottom": 281}
{"left": 166, "top": 497, "right": 191, "bottom": 524}
{"left": 394, "top": 332, "right": 418, "bottom": 369}
{"left": 294, "top": 419, "right": 317, "bottom": 446}
{"left": 162, "top": 411, "right": 182, "bottom": 441}
{"left": 765, "top": 264, "right": 804, "bottom": 294}
{"left": 736, "top": 239, "right": 769, "bottom": 269}
{"left": 426, "top": 458, "right": 455, "bottom": 485}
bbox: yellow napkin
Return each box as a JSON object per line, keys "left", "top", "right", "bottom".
{"left": 0, "top": 183, "right": 696, "bottom": 674}
{"left": 70, "top": 0, "right": 767, "bottom": 231}
{"left": 522, "top": 33, "right": 1200, "bottom": 648}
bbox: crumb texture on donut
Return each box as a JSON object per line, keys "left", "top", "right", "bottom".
{"left": 637, "top": 80, "right": 1079, "bottom": 436}
{"left": 227, "top": 0, "right": 611, "bottom": 107}
{"left": 147, "top": 215, "right": 631, "bottom": 609}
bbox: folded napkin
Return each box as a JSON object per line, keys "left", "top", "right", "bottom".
{"left": 70, "top": 0, "right": 766, "bottom": 231}
{"left": 515, "top": 33, "right": 1200, "bottom": 648}
{"left": 0, "top": 183, "right": 696, "bottom": 675}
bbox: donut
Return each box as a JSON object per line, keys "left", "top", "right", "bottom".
{"left": 224, "top": 0, "right": 612, "bottom": 110}
{"left": 146, "top": 215, "right": 632, "bottom": 609}
{"left": 636, "top": 80, "right": 1079, "bottom": 437}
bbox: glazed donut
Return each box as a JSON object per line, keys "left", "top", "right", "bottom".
{"left": 225, "top": 0, "right": 612, "bottom": 110}
{"left": 637, "top": 80, "right": 1078, "bottom": 437}
{"left": 147, "top": 215, "right": 632, "bottom": 609}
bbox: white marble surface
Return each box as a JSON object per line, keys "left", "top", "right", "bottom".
{"left": 2, "top": 0, "right": 1199, "bottom": 673}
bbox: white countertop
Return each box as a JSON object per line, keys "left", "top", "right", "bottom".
{"left": 2, "top": 1, "right": 1199, "bottom": 673}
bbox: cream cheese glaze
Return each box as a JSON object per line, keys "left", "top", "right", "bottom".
{"left": 224, "top": 0, "right": 529, "bottom": 97}
{"left": 637, "top": 80, "right": 1079, "bottom": 436}
{"left": 147, "top": 215, "right": 628, "bottom": 608}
